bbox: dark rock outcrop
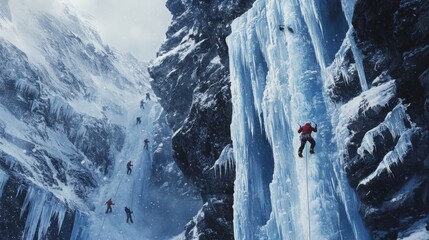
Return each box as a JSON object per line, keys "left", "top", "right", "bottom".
{"left": 328, "top": 0, "right": 429, "bottom": 238}
{"left": 149, "top": 0, "right": 255, "bottom": 238}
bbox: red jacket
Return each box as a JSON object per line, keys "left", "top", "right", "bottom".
{"left": 106, "top": 199, "right": 114, "bottom": 206}
{"left": 298, "top": 123, "right": 317, "bottom": 135}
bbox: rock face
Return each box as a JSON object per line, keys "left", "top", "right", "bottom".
{"left": 329, "top": 0, "right": 429, "bottom": 238}
{"left": 148, "top": 0, "right": 254, "bottom": 238}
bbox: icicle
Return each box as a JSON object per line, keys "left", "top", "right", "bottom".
{"left": 341, "top": 0, "right": 368, "bottom": 91}
{"left": 348, "top": 29, "right": 368, "bottom": 91}
{"left": 212, "top": 144, "right": 234, "bottom": 178}
{"left": 338, "top": 80, "right": 396, "bottom": 123}
{"left": 20, "top": 185, "right": 67, "bottom": 240}
{"left": 49, "top": 96, "right": 75, "bottom": 121}
{"left": 0, "top": 169, "right": 9, "bottom": 199}
{"left": 15, "top": 78, "right": 40, "bottom": 98}
{"left": 357, "top": 103, "right": 410, "bottom": 157}
{"left": 70, "top": 211, "right": 90, "bottom": 240}
{"left": 341, "top": 0, "right": 357, "bottom": 25}
{"left": 359, "top": 128, "right": 415, "bottom": 186}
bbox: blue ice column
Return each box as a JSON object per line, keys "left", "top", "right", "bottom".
{"left": 228, "top": 0, "right": 369, "bottom": 239}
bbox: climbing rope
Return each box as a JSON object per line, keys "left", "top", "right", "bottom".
{"left": 95, "top": 105, "right": 152, "bottom": 239}
{"left": 96, "top": 168, "right": 127, "bottom": 240}
{"left": 305, "top": 146, "right": 311, "bottom": 240}
{"left": 131, "top": 179, "right": 136, "bottom": 208}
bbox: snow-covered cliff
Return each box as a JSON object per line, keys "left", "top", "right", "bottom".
{"left": 0, "top": 1, "right": 155, "bottom": 239}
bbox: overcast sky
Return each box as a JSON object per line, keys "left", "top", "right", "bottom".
{"left": 72, "top": 0, "right": 172, "bottom": 62}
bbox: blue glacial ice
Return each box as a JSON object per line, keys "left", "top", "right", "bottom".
{"left": 227, "top": 0, "right": 370, "bottom": 239}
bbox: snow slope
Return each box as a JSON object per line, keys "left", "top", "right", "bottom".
{"left": 0, "top": 0, "right": 160, "bottom": 239}
{"left": 89, "top": 101, "right": 161, "bottom": 240}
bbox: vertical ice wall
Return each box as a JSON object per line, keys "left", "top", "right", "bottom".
{"left": 227, "top": 0, "right": 369, "bottom": 239}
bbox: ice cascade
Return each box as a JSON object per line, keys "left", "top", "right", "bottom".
{"left": 20, "top": 185, "right": 67, "bottom": 240}
{"left": 227, "top": 0, "right": 369, "bottom": 239}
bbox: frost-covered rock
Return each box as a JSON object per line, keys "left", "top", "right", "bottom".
{"left": 183, "top": 196, "right": 234, "bottom": 240}
{"left": 338, "top": 0, "right": 429, "bottom": 237}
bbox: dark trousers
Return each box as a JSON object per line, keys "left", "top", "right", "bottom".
{"left": 105, "top": 205, "right": 112, "bottom": 213}
{"left": 298, "top": 135, "right": 315, "bottom": 153}
{"left": 127, "top": 214, "right": 133, "bottom": 223}
{"left": 144, "top": 144, "right": 148, "bottom": 150}
{"left": 127, "top": 167, "right": 132, "bottom": 175}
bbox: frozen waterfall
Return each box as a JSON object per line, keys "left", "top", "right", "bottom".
{"left": 227, "top": 0, "right": 369, "bottom": 239}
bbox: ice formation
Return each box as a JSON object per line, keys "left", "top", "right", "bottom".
{"left": 20, "top": 186, "right": 67, "bottom": 240}
{"left": 227, "top": 0, "right": 369, "bottom": 239}
{"left": 212, "top": 144, "right": 235, "bottom": 178}
{"left": 0, "top": 169, "right": 8, "bottom": 199}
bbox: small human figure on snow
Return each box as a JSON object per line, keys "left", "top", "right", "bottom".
{"left": 127, "top": 161, "right": 133, "bottom": 175}
{"left": 105, "top": 198, "right": 115, "bottom": 213}
{"left": 297, "top": 122, "right": 317, "bottom": 158}
{"left": 140, "top": 100, "right": 145, "bottom": 109}
{"left": 144, "top": 139, "right": 149, "bottom": 150}
{"left": 146, "top": 93, "right": 151, "bottom": 101}
{"left": 125, "top": 206, "right": 133, "bottom": 223}
{"left": 136, "top": 117, "right": 141, "bottom": 125}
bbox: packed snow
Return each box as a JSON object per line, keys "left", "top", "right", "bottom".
{"left": 88, "top": 101, "right": 160, "bottom": 240}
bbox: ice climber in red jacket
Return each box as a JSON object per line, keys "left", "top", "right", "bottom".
{"left": 298, "top": 122, "right": 317, "bottom": 158}
{"left": 105, "top": 198, "right": 114, "bottom": 213}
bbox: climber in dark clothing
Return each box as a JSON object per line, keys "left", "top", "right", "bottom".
{"left": 298, "top": 122, "right": 317, "bottom": 158}
{"left": 136, "top": 117, "right": 141, "bottom": 125}
{"left": 144, "top": 139, "right": 149, "bottom": 150}
{"left": 140, "top": 100, "right": 145, "bottom": 109}
{"left": 125, "top": 206, "right": 133, "bottom": 223}
{"left": 146, "top": 93, "right": 151, "bottom": 101}
{"left": 127, "top": 161, "right": 133, "bottom": 175}
{"left": 105, "top": 198, "right": 114, "bottom": 213}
